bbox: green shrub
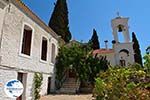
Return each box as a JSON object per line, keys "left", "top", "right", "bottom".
{"left": 55, "top": 44, "right": 109, "bottom": 89}
{"left": 33, "top": 72, "right": 43, "bottom": 100}
{"left": 93, "top": 65, "right": 150, "bottom": 100}
{"left": 144, "top": 54, "right": 150, "bottom": 73}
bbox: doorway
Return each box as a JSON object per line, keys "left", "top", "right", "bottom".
{"left": 47, "top": 77, "right": 51, "bottom": 94}
{"left": 69, "top": 69, "right": 76, "bottom": 78}
{"left": 16, "top": 72, "right": 27, "bottom": 100}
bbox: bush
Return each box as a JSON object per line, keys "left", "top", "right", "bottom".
{"left": 144, "top": 54, "right": 150, "bottom": 73}
{"left": 93, "top": 65, "right": 150, "bottom": 100}
{"left": 33, "top": 72, "right": 43, "bottom": 100}
{"left": 55, "top": 44, "right": 109, "bottom": 89}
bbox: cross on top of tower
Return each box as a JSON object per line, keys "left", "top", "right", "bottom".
{"left": 116, "top": 12, "right": 122, "bottom": 19}
{"left": 117, "top": 12, "right": 120, "bottom": 17}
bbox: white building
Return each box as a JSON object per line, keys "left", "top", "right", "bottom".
{"left": 0, "top": 0, "right": 58, "bottom": 100}
{"left": 93, "top": 15, "right": 135, "bottom": 66}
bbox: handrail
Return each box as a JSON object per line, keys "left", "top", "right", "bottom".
{"left": 59, "top": 69, "right": 68, "bottom": 88}
{"left": 76, "top": 78, "right": 81, "bottom": 93}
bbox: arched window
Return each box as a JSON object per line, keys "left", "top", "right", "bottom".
{"left": 119, "top": 49, "right": 129, "bottom": 56}
{"left": 21, "top": 25, "right": 32, "bottom": 56}
{"left": 41, "top": 37, "right": 48, "bottom": 61}
{"left": 51, "top": 43, "right": 56, "bottom": 63}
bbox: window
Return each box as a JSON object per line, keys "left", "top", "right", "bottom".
{"left": 41, "top": 37, "right": 48, "bottom": 61}
{"left": 51, "top": 43, "right": 56, "bottom": 63}
{"left": 21, "top": 25, "right": 32, "bottom": 56}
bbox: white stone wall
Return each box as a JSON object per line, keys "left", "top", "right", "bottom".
{"left": 40, "top": 74, "right": 49, "bottom": 95}
{"left": 114, "top": 43, "right": 135, "bottom": 65}
{"left": 0, "top": 69, "right": 50, "bottom": 100}
{"left": 0, "top": 68, "right": 17, "bottom": 100}
{"left": 0, "top": 8, "right": 5, "bottom": 47}
{"left": 0, "top": 0, "right": 8, "bottom": 9}
{"left": 97, "top": 53, "right": 116, "bottom": 66}
{"left": 0, "top": 4, "right": 58, "bottom": 74}
{"left": 25, "top": 72, "right": 34, "bottom": 100}
{"left": 0, "top": 2, "right": 58, "bottom": 99}
{"left": 25, "top": 73, "right": 49, "bottom": 100}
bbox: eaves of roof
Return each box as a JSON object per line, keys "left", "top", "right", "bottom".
{"left": 11, "top": 0, "right": 59, "bottom": 40}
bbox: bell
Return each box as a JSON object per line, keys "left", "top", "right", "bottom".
{"left": 118, "top": 26, "right": 123, "bottom": 32}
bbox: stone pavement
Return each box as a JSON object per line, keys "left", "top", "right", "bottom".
{"left": 40, "top": 94, "right": 94, "bottom": 100}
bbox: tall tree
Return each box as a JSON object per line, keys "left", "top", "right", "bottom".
{"left": 49, "top": 0, "right": 72, "bottom": 43}
{"left": 132, "top": 32, "right": 143, "bottom": 66}
{"left": 89, "top": 29, "right": 100, "bottom": 50}
{"left": 146, "top": 46, "right": 150, "bottom": 54}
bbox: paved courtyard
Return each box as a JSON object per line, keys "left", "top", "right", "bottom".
{"left": 40, "top": 94, "right": 94, "bottom": 100}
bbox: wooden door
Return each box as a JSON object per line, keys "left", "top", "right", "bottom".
{"left": 69, "top": 69, "right": 76, "bottom": 78}
{"left": 47, "top": 77, "right": 51, "bottom": 94}
{"left": 16, "top": 73, "right": 23, "bottom": 100}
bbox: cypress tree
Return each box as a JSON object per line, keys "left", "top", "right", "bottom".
{"left": 132, "top": 32, "right": 143, "bottom": 66}
{"left": 146, "top": 46, "right": 150, "bottom": 54}
{"left": 49, "top": 0, "right": 72, "bottom": 43}
{"left": 89, "top": 29, "right": 100, "bottom": 50}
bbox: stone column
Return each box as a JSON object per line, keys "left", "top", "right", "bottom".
{"left": 113, "top": 28, "right": 119, "bottom": 43}
{"left": 123, "top": 27, "right": 130, "bottom": 42}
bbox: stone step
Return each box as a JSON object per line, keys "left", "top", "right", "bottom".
{"left": 63, "top": 82, "right": 77, "bottom": 85}
{"left": 66, "top": 78, "right": 76, "bottom": 81}
{"left": 62, "top": 82, "right": 79, "bottom": 87}
{"left": 63, "top": 81, "right": 76, "bottom": 83}
{"left": 65, "top": 80, "right": 76, "bottom": 83}
{"left": 60, "top": 87, "right": 77, "bottom": 90}
{"left": 62, "top": 83, "right": 77, "bottom": 86}
{"left": 59, "top": 88, "right": 77, "bottom": 94}
{"left": 59, "top": 78, "right": 80, "bottom": 94}
{"left": 62, "top": 85, "right": 77, "bottom": 88}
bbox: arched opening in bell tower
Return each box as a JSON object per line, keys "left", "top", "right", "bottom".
{"left": 117, "top": 24, "right": 126, "bottom": 43}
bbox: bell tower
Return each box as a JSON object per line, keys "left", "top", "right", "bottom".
{"left": 111, "top": 14, "right": 135, "bottom": 66}
{"left": 111, "top": 14, "right": 130, "bottom": 43}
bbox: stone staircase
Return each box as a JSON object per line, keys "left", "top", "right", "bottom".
{"left": 59, "top": 78, "right": 80, "bottom": 94}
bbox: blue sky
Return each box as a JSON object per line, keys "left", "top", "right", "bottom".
{"left": 22, "top": 0, "right": 150, "bottom": 56}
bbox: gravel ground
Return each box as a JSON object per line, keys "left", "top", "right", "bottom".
{"left": 40, "top": 94, "right": 94, "bottom": 100}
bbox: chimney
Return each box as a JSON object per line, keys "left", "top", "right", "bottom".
{"left": 104, "top": 40, "right": 108, "bottom": 50}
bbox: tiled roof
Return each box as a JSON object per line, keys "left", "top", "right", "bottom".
{"left": 11, "top": 0, "right": 58, "bottom": 40}
{"left": 93, "top": 49, "right": 114, "bottom": 55}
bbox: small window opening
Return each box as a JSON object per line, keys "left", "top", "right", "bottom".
{"left": 21, "top": 25, "right": 32, "bottom": 56}
{"left": 41, "top": 37, "right": 48, "bottom": 61}
{"left": 51, "top": 43, "right": 56, "bottom": 63}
